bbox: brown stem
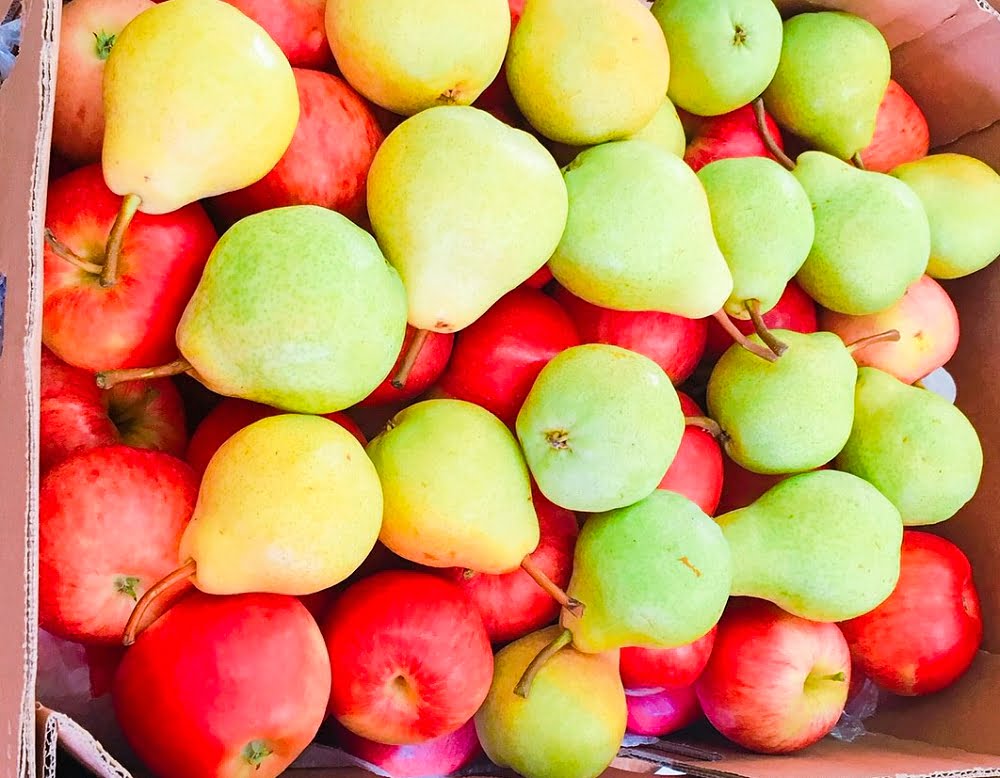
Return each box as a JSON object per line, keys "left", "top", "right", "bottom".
{"left": 851, "top": 153, "right": 866, "bottom": 170}
{"left": 44, "top": 229, "right": 104, "bottom": 275}
{"left": 514, "top": 627, "right": 573, "bottom": 698}
{"left": 745, "top": 299, "right": 788, "bottom": 357}
{"left": 712, "top": 311, "right": 779, "bottom": 363}
{"left": 685, "top": 416, "right": 724, "bottom": 439}
{"left": 520, "top": 555, "right": 583, "bottom": 617}
{"left": 122, "top": 559, "right": 197, "bottom": 646}
{"left": 96, "top": 358, "right": 191, "bottom": 390}
{"left": 391, "top": 329, "right": 430, "bottom": 390}
{"left": 847, "top": 329, "right": 901, "bottom": 354}
{"left": 101, "top": 193, "right": 142, "bottom": 288}
{"left": 752, "top": 98, "right": 795, "bottom": 171}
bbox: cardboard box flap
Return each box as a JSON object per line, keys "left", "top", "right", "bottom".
{"left": 36, "top": 705, "right": 130, "bottom": 778}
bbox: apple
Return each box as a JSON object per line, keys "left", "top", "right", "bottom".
{"left": 209, "top": 69, "right": 384, "bottom": 227}
{"left": 322, "top": 570, "right": 494, "bottom": 745}
{"left": 839, "top": 531, "right": 982, "bottom": 697}
{"left": 522, "top": 264, "right": 554, "bottom": 290}
{"left": 220, "top": 0, "right": 333, "bottom": 69}
{"left": 437, "top": 287, "right": 580, "bottom": 427}
{"left": 40, "top": 345, "right": 187, "bottom": 474}
{"left": 113, "top": 592, "right": 331, "bottom": 778}
{"left": 857, "top": 80, "right": 930, "bottom": 174}
{"left": 696, "top": 599, "right": 851, "bottom": 755}
{"left": 658, "top": 393, "right": 724, "bottom": 516}
{"left": 357, "top": 326, "right": 454, "bottom": 407}
{"left": 39, "top": 445, "right": 198, "bottom": 644}
{"left": 715, "top": 456, "right": 794, "bottom": 515}
{"left": 625, "top": 687, "right": 703, "bottom": 738}
{"left": 474, "top": 0, "right": 526, "bottom": 114}
{"left": 552, "top": 284, "right": 706, "bottom": 385}
{"left": 620, "top": 625, "right": 717, "bottom": 692}
{"left": 819, "top": 275, "right": 959, "bottom": 385}
{"left": 43, "top": 163, "right": 218, "bottom": 372}
{"left": 435, "top": 488, "right": 578, "bottom": 644}
{"left": 683, "top": 103, "right": 786, "bottom": 173}
{"left": 51, "top": 0, "right": 155, "bottom": 164}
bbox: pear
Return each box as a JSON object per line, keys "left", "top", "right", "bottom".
{"left": 890, "top": 153, "right": 1000, "bottom": 280}
{"left": 562, "top": 490, "right": 732, "bottom": 654}
{"left": 793, "top": 151, "right": 930, "bottom": 316}
{"left": 631, "top": 96, "right": 687, "bottom": 158}
{"left": 366, "top": 106, "right": 568, "bottom": 334}
{"left": 475, "top": 626, "right": 626, "bottom": 778}
{"left": 505, "top": 0, "right": 670, "bottom": 146}
{"left": 651, "top": 0, "right": 783, "bottom": 117}
{"left": 548, "top": 140, "right": 733, "bottom": 319}
{"left": 836, "top": 367, "right": 984, "bottom": 525}
{"left": 516, "top": 344, "right": 685, "bottom": 513}
{"left": 763, "top": 11, "right": 890, "bottom": 160}
{"left": 325, "top": 0, "right": 510, "bottom": 116}
{"left": 366, "top": 399, "right": 540, "bottom": 574}
{"left": 706, "top": 330, "right": 857, "bottom": 475}
{"left": 715, "top": 469, "right": 903, "bottom": 622}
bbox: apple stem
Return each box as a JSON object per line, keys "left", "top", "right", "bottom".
{"left": 122, "top": 559, "right": 197, "bottom": 646}
{"left": 114, "top": 576, "right": 141, "bottom": 602}
{"left": 96, "top": 359, "right": 192, "bottom": 390}
{"left": 93, "top": 30, "right": 116, "bottom": 60}
{"left": 100, "top": 193, "right": 142, "bottom": 288}
{"left": 684, "top": 416, "right": 725, "bottom": 440}
{"left": 712, "top": 311, "right": 780, "bottom": 363}
{"left": 242, "top": 740, "right": 273, "bottom": 767}
{"left": 745, "top": 299, "right": 788, "bottom": 357}
{"left": 817, "top": 671, "right": 847, "bottom": 682}
{"left": 851, "top": 153, "right": 866, "bottom": 170}
{"left": 514, "top": 627, "right": 573, "bottom": 698}
{"left": 391, "top": 329, "right": 430, "bottom": 390}
{"left": 44, "top": 229, "right": 104, "bottom": 275}
{"left": 846, "top": 329, "right": 901, "bottom": 354}
{"left": 752, "top": 98, "right": 795, "bottom": 171}
{"left": 520, "top": 555, "right": 584, "bottom": 617}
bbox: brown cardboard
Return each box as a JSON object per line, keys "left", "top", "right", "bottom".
{"left": 6, "top": 1, "right": 1000, "bottom": 777}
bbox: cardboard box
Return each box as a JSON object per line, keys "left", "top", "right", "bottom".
{"left": 4, "top": 0, "right": 1000, "bottom": 776}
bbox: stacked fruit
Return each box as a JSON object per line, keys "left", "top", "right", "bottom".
{"left": 39, "top": 0, "right": 1000, "bottom": 776}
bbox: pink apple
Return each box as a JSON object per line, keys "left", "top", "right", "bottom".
{"left": 683, "top": 104, "right": 786, "bottom": 173}
{"left": 696, "top": 599, "right": 851, "bottom": 755}
{"left": 358, "top": 326, "right": 454, "bottom": 407}
{"left": 620, "top": 625, "right": 717, "bottom": 692}
{"left": 858, "top": 80, "right": 930, "bottom": 174}
{"left": 658, "top": 394, "right": 724, "bottom": 516}
{"left": 220, "top": 0, "right": 333, "bottom": 69}
{"left": 625, "top": 687, "right": 702, "bottom": 738}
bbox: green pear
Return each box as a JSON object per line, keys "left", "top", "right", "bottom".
{"left": 763, "top": 11, "right": 890, "bottom": 160}
{"left": 706, "top": 330, "right": 857, "bottom": 475}
{"left": 174, "top": 205, "right": 407, "bottom": 414}
{"left": 698, "top": 156, "right": 815, "bottom": 318}
{"left": 835, "top": 367, "right": 984, "bottom": 525}
{"left": 891, "top": 153, "right": 1000, "bottom": 279}
{"left": 505, "top": 0, "right": 670, "bottom": 145}
{"left": 651, "top": 0, "right": 783, "bottom": 117}
{"left": 715, "top": 469, "right": 903, "bottom": 622}
{"left": 793, "top": 151, "right": 930, "bottom": 316}
{"left": 562, "top": 490, "right": 732, "bottom": 653}
{"left": 548, "top": 140, "right": 733, "bottom": 318}
{"left": 630, "top": 96, "right": 687, "bottom": 158}
{"left": 366, "top": 106, "right": 568, "bottom": 333}
{"left": 366, "top": 399, "right": 540, "bottom": 574}
{"left": 516, "top": 344, "right": 684, "bottom": 513}
{"left": 475, "top": 626, "right": 626, "bottom": 778}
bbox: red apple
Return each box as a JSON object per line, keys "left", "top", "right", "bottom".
{"left": 658, "top": 393, "right": 724, "bottom": 516}
{"left": 819, "top": 275, "right": 959, "bottom": 385}
{"left": 474, "top": 0, "right": 526, "bottom": 114}
{"left": 39, "top": 445, "right": 198, "bottom": 644}
{"left": 43, "top": 163, "right": 218, "bottom": 372}
{"left": 435, "top": 489, "right": 578, "bottom": 644}
{"left": 40, "top": 346, "right": 187, "bottom": 474}
{"left": 185, "top": 397, "right": 366, "bottom": 478}
{"left": 357, "top": 326, "right": 454, "bottom": 407}
{"left": 522, "top": 264, "right": 554, "bottom": 290}
{"left": 113, "top": 592, "right": 331, "bottom": 778}
{"left": 696, "top": 599, "right": 851, "bottom": 755}
{"left": 620, "top": 625, "right": 717, "bottom": 691}
{"left": 625, "top": 687, "right": 703, "bottom": 737}
{"left": 715, "top": 456, "right": 794, "bottom": 515}
{"left": 858, "top": 80, "right": 931, "bottom": 174}
{"left": 322, "top": 570, "right": 494, "bottom": 745}
{"left": 704, "top": 280, "right": 818, "bottom": 361}
{"left": 220, "top": 0, "right": 332, "bottom": 69}
{"left": 210, "top": 69, "right": 384, "bottom": 227}
{"left": 437, "top": 287, "right": 580, "bottom": 427}
{"left": 839, "top": 531, "right": 982, "bottom": 697}
{"left": 683, "top": 103, "right": 786, "bottom": 173}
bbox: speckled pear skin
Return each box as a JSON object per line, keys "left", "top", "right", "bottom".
{"left": 176, "top": 205, "right": 408, "bottom": 414}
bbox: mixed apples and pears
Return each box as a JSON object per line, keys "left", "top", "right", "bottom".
{"left": 38, "top": 0, "right": 1000, "bottom": 776}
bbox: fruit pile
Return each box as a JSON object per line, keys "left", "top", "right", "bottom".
{"left": 38, "top": 0, "right": 1000, "bottom": 776}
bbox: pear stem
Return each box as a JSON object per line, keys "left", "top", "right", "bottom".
{"left": 752, "top": 98, "right": 795, "bottom": 171}
{"left": 851, "top": 153, "right": 866, "bottom": 170}
{"left": 391, "top": 329, "right": 430, "bottom": 390}
{"left": 847, "top": 329, "right": 901, "bottom": 354}
{"left": 122, "top": 559, "right": 197, "bottom": 646}
{"left": 520, "top": 555, "right": 583, "bottom": 617}
{"left": 745, "top": 299, "right": 788, "bottom": 357}
{"left": 514, "top": 627, "right": 573, "bottom": 698}
{"left": 712, "top": 311, "right": 779, "bottom": 363}
{"left": 101, "top": 193, "right": 142, "bottom": 288}
{"left": 96, "top": 359, "right": 191, "bottom": 390}
{"left": 44, "top": 229, "right": 105, "bottom": 275}
{"left": 685, "top": 416, "right": 724, "bottom": 439}
{"left": 817, "top": 671, "right": 847, "bottom": 682}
